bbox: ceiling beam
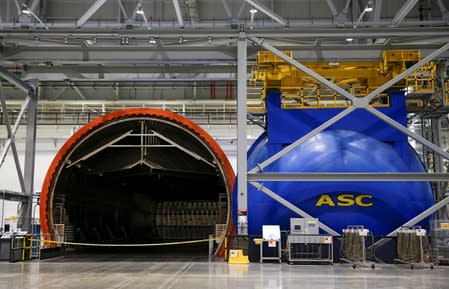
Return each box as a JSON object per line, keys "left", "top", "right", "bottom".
{"left": 373, "top": 0, "right": 382, "bottom": 23}
{"left": 0, "top": 66, "right": 34, "bottom": 94}
{"left": 237, "top": 1, "right": 247, "bottom": 18}
{"left": 391, "top": 0, "right": 419, "bottom": 27}
{"left": 245, "top": 0, "right": 288, "bottom": 26}
{"left": 248, "top": 173, "right": 449, "bottom": 182}
{"left": 326, "top": 0, "right": 339, "bottom": 17}
{"left": 116, "top": 0, "right": 128, "bottom": 20}
{"left": 29, "top": 0, "right": 40, "bottom": 12}
{"left": 76, "top": 0, "right": 108, "bottom": 27}
{"left": 436, "top": 0, "right": 449, "bottom": 20}
{"left": 186, "top": 0, "right": 199, "bottom": 23}
{"left": 172, "top": 0, "right": 185, "bottom": 28}
{"left": 220, "top": 0, "right": 233, "bottom": 19}
{"left": 130, "top": 0, "right": 144, "bottom": 20}
{"left": 70, "top": 82, "right": 87, "bottom": 99}
{"left": 3, "top": 27, "right": 447, "bottom": 39}
{"left": 13, "top": 0, "right": 21, "bottom": 17}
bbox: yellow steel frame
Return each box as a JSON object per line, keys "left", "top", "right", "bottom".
{"left": 407, "top": 63, "right": 436, "bottom": 94}
{"left": 446, "top": 81, "right": 449, "bottom": 105}
{"left": 250, "top": 50, "right": 437, "bottom": 111}
{"left": 281, "top": 85, "right": 389, "bottom": 109}
{"left": 10, "top": 234, "right": 40, "bottom": 262}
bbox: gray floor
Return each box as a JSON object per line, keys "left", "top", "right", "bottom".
{"left": 0, "top": 261, "right": 448, "bottom": 289}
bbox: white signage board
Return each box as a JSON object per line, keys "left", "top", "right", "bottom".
{"left": 262, "top": 225, "right": 281, "bottom": 241}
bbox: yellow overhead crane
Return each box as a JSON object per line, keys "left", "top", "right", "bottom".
{"left": 248, "top": 50, "right": 438, "bottom": 112}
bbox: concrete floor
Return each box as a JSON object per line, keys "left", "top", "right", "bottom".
{"left": 0, "top": 261, "right": 448, "bottom": 289}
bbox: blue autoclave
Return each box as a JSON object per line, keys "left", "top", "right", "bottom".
{"left": 235, "top": 90, "right": 434, "bottom": 236}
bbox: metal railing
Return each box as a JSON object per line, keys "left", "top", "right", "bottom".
{"left": 9, "top": 233, "right": 41, "bottom": 263}
{"left": 281, "top": 86, "right": 390, "bottom": 109}
{"left": 0, "top": 110, "right": 265, "bottom": 127}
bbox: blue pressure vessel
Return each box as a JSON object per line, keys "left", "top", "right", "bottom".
{"left": 235, "top": 90, "right": 434, "bottom": 236}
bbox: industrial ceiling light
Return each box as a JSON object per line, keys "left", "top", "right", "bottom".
{"left": 136, "top": 6, "right": 145, "bottom": 15}
{"left": 120, "top": 37, "right": 129, "bottom": 45}
{"left": 208, "top": 36, "right": 212, "bottom": 45}
{"left": 346, "top": 37, "right": 354, "bottom": 42}
{"left": 21, "top": 4, "right": 31, "bottom": 15}
{"left": 178, "top": 36, "right": 184, "bottom": 44}
{"left": 64, "top": 37, "right": 68, "bottom": 44}
{"left": 149, "top": 37, "right": 157, "bottom": 44}
{"left": 249, "top": 6, "right": 257, "bottom": 29}
{"left": 364, "top": 1, "right": 373, "bottom": 12}
{"left": 21, "top": 3, "right": 46, "bottom": 27}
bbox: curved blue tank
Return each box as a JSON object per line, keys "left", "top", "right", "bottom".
{"left": 241, "top": 129, "right": 434, "bottom": 235}
{"left": 233, "top": 90, "right": 434, "bottom": 236}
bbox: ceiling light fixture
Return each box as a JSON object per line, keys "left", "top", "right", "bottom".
{"left": 178, "top": 36, "right": 184, "bottom": 44}
{"left": 149, "top": 37, "right": 157, "bottom": 44}
{"left": 21, "top": 4, "right": 31, "bottom": 15}
{"left": 364, "top": 1, "right": 373, "bottom": 12}
{"left": 136, "top": 6, "right": 145, "bottom": 15}
{"left": 346, "top": 38, "right": 354, "bottom": 42}
{"left": 208, "top": 36, "right": 212, "bottom": 45}
{"left": 249, "top": 6, "right": 257, "bottom": 29}
{"left": 21, "top": 3, "right": 46, "bottom": 28}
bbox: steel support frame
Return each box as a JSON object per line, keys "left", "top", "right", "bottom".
{"left": 325, "top": 0, "right": 338, "bottom": 17}
{"left": 247, "top": 173, "right": 449, "bottom": 182}
{"left": 373, "top": 0, "right": 382, "bottom": 24}
{"left": 0, "top": 86, "right": 25, "bottom": 192}
{"left": 241, "top": 38, "right": 449, "bottom": 246}
{"left": 249, "top": 181, "right": 340, "bottom": 236}
{"left": 365, "top": 42, "right": 449, "bottom": 103}
{"left": 220, "top": 0, "right": 233, "bottom": 19}
{"left": 71, "top": 83, "right": 87, "bottom": 100}
{"left": 245, "top": 0, "right": 288, "bottom": 26}
{"left": 76, "top": 0, "right": 108, "bottom": 27}
{"left": 20, "top": 85, "right": 37, "bottom": 232}
{"left": 116, "top": 0, "right": 128, "bottom": 20}
{"left": 368, "top": 195, "right": 449, "bottom": 250}
{"left": 0, "top": 67, "right": 37, "bottom": 233}
{"left": 436, "top": 0, "right": 449, "bottom": 20}
{"left": 172, "top": 0, "right": 185, "bottom": 28}
{"left": 391, "top": 0, "right": 419, "bottom": 27}
{"left": 67, "top": 130, "right": 134, "bottom": 167}
{"left": 0, "top": 190, "right": 28, "bottom": 203}
{"left": 431, "top": 117, "right": 445, "bottom": 209}
{"left": 0, "top": 96, "right": 31, "bottom": 167}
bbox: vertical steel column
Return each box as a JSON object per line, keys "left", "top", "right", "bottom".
{"left": 237, "top": 31, "right": 248, "bottom": 235}
{"left": 19, "top": 85, "right": 37, "bottom": 232}
{"left": 0, "top": 66, "right": 36, "bottom": 232}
